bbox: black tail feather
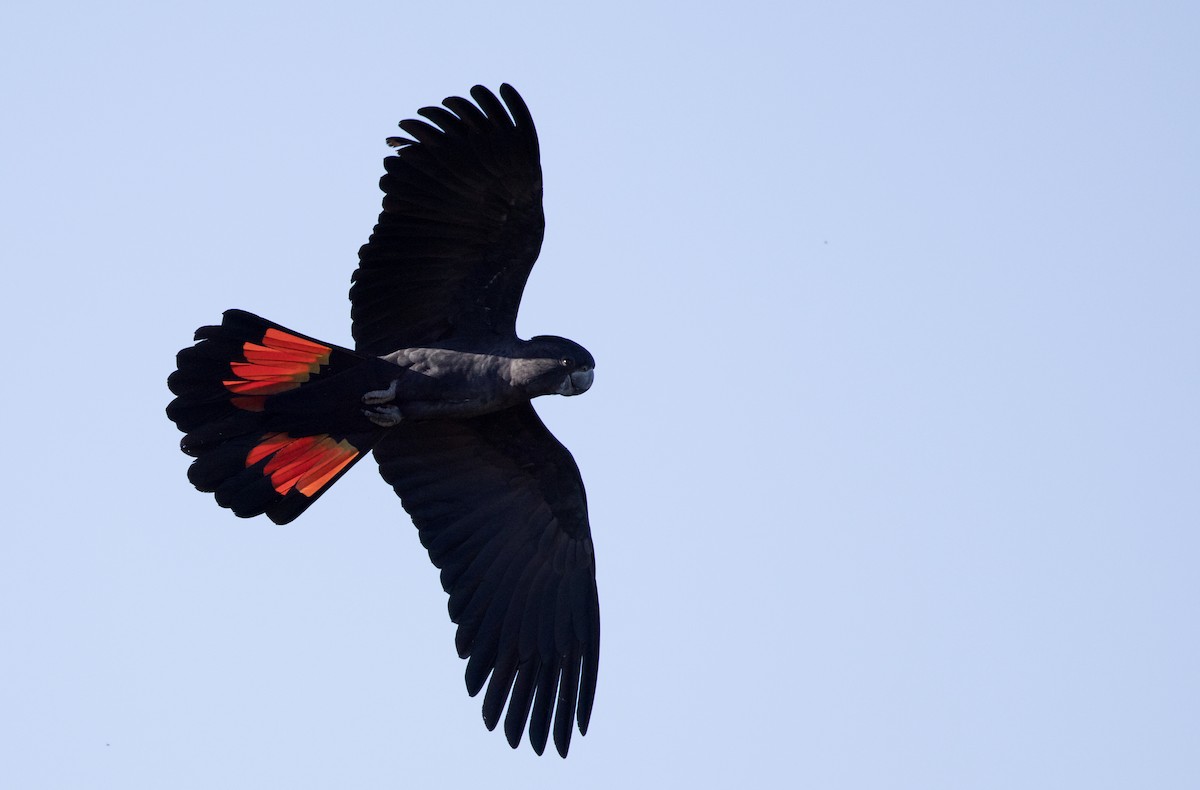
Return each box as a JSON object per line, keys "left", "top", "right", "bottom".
{"left": 167, "top": 310, "right": 385, "bottom": 524}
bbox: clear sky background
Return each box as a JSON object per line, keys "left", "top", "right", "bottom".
{"left": 2, "top": 1, "right": 1197, "bottom": 787}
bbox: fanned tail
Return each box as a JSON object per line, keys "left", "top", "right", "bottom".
{"left": 167, "top": 309, "right": 388, "bottom": 524}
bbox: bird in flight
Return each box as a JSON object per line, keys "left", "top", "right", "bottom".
{"left": 166, "top": 85, "right": 599, "bottom": 758}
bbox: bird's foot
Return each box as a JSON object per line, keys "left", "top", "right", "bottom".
{"left": 363, "top": 404, "right": 402, "bottom": 427}
{"left": 362, "top": 380, "right": 402, "bottom": 426}
{"left": 362, "top": 379, "right": 399, "bottom": 405}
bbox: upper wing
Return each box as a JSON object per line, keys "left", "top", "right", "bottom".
{"left": 351, "top": 84, "right": 545, "bottom": 353}
{"left": 373, "top": 403, "right": 599, "bottom": 757}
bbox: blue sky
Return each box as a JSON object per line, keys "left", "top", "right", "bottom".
{"left": 2, "top": 1, "right": 1197, "bottom": 787}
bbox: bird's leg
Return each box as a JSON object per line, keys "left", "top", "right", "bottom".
{"left": 362, "top": 379, "right": 402, "bottom": 427}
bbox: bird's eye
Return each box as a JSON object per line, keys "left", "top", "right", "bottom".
{"left": 560, "top": 358, "right": 574, "bottom": 368}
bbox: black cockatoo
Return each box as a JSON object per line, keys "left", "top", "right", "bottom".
{"left": 166, "top": 85, "right": 599, "bottom": 758}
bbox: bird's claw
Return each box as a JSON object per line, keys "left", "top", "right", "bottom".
{"left": 363, "top": 379, "right": 399, "bottom": 405}
{"left": 363, "top": 380, "right": 402, "bottom": 426}
{"left": 363, "top": 405, "right": 403, "bottom": 427}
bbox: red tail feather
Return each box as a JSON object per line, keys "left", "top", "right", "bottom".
{"left": 167, "top": 310, "right": 386, "bottom": 523}
{"left": 250, "top": 432, "right": 361, "bottom": 496}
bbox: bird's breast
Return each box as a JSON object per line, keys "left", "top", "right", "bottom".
{"left": 375, "top": 347, "right": 522, "bottom": 419}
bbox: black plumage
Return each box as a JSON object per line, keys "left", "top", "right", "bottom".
{"left": 166, "top": 85, "right": 599, "bottom": 757}
{"left": 352, "top": 84, "right": 545, "bottom": 350}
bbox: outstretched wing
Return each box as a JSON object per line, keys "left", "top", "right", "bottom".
{"left": 351, "top": 84, "right": 545, "bottom": 353}
{"left": 373, "top": 404, "right": 599, "bottom": 757}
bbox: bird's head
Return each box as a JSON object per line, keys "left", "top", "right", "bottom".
{"left": 517, "top": 336, "right": 595, "bottom": 397}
